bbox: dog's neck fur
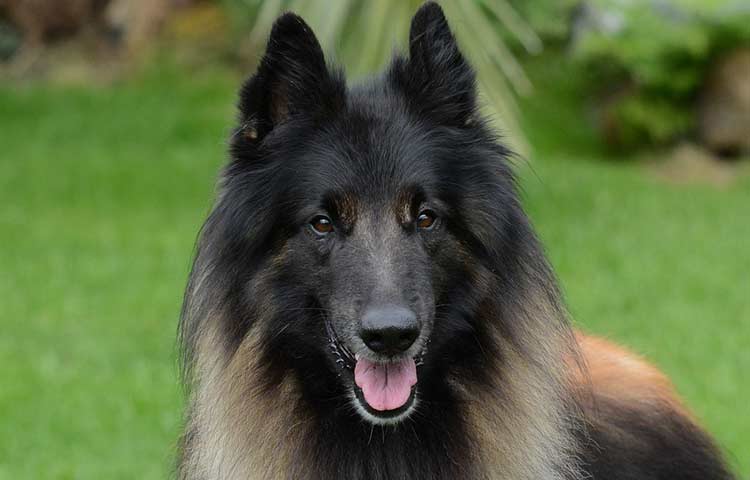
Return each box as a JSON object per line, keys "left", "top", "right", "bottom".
{"left": 178, "top": 290, "right": 583, "bottom": 480}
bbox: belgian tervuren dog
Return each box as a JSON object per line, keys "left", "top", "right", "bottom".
{"left": 177, "top": 3, "right": 734, "bottom": 479}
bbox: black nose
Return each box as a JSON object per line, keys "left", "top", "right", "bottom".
{"left": 360, "top": 305, "right": 419, "bottom": 355}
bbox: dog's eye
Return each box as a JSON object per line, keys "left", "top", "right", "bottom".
{"left": 416, "top": 210, "right": 437, "bottom": 230}
{"left": 310, "top": 215, "right": 334, "bottom": 235}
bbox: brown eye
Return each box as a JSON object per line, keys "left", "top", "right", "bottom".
{"left": 310, "top": 215, "right": 334, "bottom": 235}
{"left": 416, "top": 210, "right": 437, "bottom": 230}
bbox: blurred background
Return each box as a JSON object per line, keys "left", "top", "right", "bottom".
{"left": 0, "top": 0, "right": 748, "bottom": 478}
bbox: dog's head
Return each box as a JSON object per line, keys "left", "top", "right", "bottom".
{"left": 197, "top": 3, "right": 531, "bottom": 425}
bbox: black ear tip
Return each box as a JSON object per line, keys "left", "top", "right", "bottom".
{"left": 410, "top": 1, "right": 452, "bottom": 45}
{"left": 415, "top": 2, "right": 445, "bottom": 19}
{"left": 269, "top": 11, "right": 316, "bottom": 44}
{"left": 412, "top": 1, "right": 448, "bottom": 28}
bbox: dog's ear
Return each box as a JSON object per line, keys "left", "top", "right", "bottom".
{"left": 391, "top": 2, "right": 477, "bottom": 127}
{"left": 237, "top": 13, "right": 345, "bottom": 141}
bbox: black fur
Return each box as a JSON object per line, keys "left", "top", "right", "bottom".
{"left": 178, "top": 3, "right": 735, "bottom": 479}
{"left": 579, "top": 396, "right": 735, "bottom": 480}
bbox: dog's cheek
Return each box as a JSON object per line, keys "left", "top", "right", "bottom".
{"left": 282, "top": 236, "right": 334, "bottom": 300}
{"left": 429, "top": 235, "right": 465, "bottom": 297}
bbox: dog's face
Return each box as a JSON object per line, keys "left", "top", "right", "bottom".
{"left": 220, "top": 3, "right": 519, "bottom": 425}
{"left": 276, "top": 116, "right": 455, "bottom": 423}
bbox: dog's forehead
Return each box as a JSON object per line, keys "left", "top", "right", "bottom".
{"left": 286, "top": 88, "right": 444, "bottom": 217}
{"left": 305, "top": 126, "right": 435, "bottom": 208}
{"left": 320, "top": 99, "right": 435, "bottom": 180}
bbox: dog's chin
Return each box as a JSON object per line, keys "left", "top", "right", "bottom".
{"left": 350, "top": 383, "right": 418, "bottom": 425}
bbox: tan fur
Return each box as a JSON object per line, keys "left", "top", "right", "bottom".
{"left": 180, "top": 322, "right": 312, "bottom": 480}
{"left": 456, "top": 281, "right": 583, "bottom": 480}
{"left": 463, "top": 342, "right": 579, "bottom": 480}
{"left": 572, "top": 332, "right": 693, "bottom": 420}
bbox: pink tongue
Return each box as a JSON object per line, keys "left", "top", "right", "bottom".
{"left": 354, "top": 357, "right": 417, "bottom": 411}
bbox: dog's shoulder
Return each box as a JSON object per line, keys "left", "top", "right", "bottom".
{"left": 571, "top": 332, "right": 734, "bottom": 480}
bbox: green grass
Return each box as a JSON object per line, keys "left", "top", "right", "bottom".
{"left": 0, "top": 62, "right": 747, "bottom": 478}
{"left": 0, "top": 66, "right": 233, "bottom": 479}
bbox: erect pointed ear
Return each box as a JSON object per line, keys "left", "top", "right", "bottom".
{"left": 237, "top": 13, "right": 345, "bottom": 141}
{"left": 391, "top": 2, "right": 477, "bottom": 127}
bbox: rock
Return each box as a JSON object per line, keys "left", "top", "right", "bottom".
{"left": 650, "top": 142, "right": 738, "bottom": 187}
{"left": 698, "top": 48, "right": 750, "bottom": 156}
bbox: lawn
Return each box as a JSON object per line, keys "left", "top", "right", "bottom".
{"left": 0, "top": 63, "right": 747, "bottom": 478}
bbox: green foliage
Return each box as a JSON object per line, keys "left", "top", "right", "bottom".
{"left": 572, "top": 0, "right": 750, "bottom": 149}
{"left": 614, "top": 94, "right": 695, "bottom": 147}
{"left": 507, "top": 0, "right": 579, "bottom": 42}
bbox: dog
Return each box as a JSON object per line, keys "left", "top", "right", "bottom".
{"left": 177, "top": 3, "right": 734, "bottom": 479}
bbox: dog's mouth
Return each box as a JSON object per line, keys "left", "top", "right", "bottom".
{"left": 354, "top": 355, "right": 417, "bottom": 413}
{"left": 326, "top": 321, "right": 424, "bottom": 422}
